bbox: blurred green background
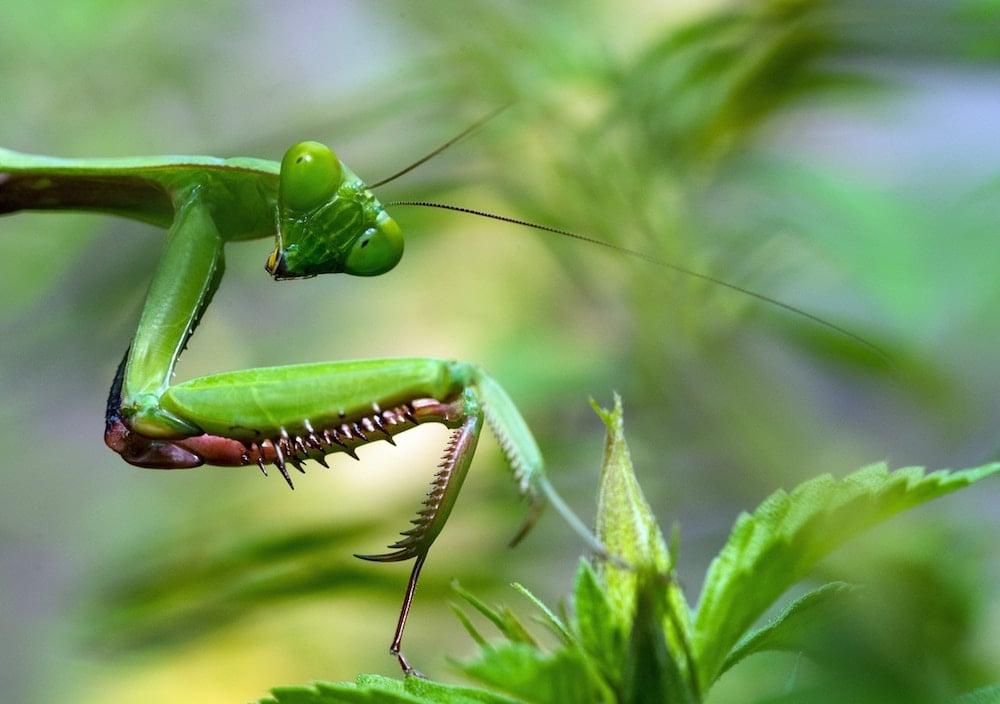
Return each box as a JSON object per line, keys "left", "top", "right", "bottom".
{"left": 1, "top": 1, "right": 999, "bottom": 702}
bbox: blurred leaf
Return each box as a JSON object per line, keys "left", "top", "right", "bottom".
{"left": 88, "top": 519, "right": 459, "bottom": 654}
{"left": 615, "top": 0, "right": 869, "bottom": 170}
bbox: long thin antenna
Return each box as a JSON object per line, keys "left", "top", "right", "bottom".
{"left": 368, "top": 105, "right": 510, "bottom": 189}
{"left": 368, "top": 109, "right": 890, "bottom": 365}
{"left": 387, "top": 200, "right": 892, "bottom": 366}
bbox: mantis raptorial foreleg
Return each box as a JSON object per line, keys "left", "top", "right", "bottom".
{"left": 1, "top": 138, "right": 598, "bottom": 674}
{"left": 106, "top": 351, "right": 536, "bottom": 673}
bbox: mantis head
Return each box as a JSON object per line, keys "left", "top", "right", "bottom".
{"left": 267, "top": 141, "right": 404, "bottom": 279}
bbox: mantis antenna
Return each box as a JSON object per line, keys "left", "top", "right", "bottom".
{"left": 369, "top": 112, "right": 891, "bottom": 366}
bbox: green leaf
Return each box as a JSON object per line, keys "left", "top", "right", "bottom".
{"left": 447, "top": 407, "right": 996, "bottom": 704}
{"left": 572, "top": 559, "right": 625, "bottom": 684}
{"left": 510, "top": 581, "right": 572, "bottom": 643}
{"left": 452, "top": 581, "right": 538, "bottom": 647}
{"left": 453, "top": 571, "right": 615, "bottom": 702}
{"left": 952, "top": 683, "right": 1000, "bottom": 704}
{"left": 721, "top": 581, "right": 855, "bottom": 674}
{"left": 259, "top": 676, "right": 412, "bottom": 704}
{"left": 403, "top": 676, "right": 526, "bottom": 704}
{"left": 459, "top": 643, "right": 599, "bottom": 704}
{"left": 259, "top": 674, "right": 523, "bottom": 704}
{"left": 622, "top": 569, "right": 695, "bottom": 704}
{"left": 692, "top": 462, "right": 1000, "bottom": 690}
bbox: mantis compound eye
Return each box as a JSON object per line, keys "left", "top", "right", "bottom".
{"left": 344, "top": 211, "right": 404, "bottom": 276}
{"left": 280, "top": 141, "right": 343, "bottom": 211}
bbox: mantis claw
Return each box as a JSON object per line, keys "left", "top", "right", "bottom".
{"left": 356, "top": 412, "right": 480, "bottom": 563}
{"left": 372, "top": 413, "right": 395, "bottom": 445}
{"left": 324, "top": 428, "right": 360, "bottom": 460}
{"left": 262, "top": 439, "right": 294, "bottom": 489}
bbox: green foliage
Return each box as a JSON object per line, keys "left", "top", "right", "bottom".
{"left": 692, "top": 460, "right": 1000, "bottom": 691}
{"left": 4, "top": 1, "right": 1000, "bottom": 702}
{"left": 258, "top": 398, "right": 999, "bottom": 703}
{"left": 260, "top": 674, "right": 521, "bottom": 704}
{"left": 953, "top": 684, "right": 1000, "bottom": 704}
{"left": 86, "top": 522, "right": 407, "bottom": 654}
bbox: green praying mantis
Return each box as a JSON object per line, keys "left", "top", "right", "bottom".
{"left": 0, "top": 118, "right": 880, "bottom": 675}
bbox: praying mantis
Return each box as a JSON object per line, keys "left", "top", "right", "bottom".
{"left": 0, "top": 120, "right": 879, "bottom": 675}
